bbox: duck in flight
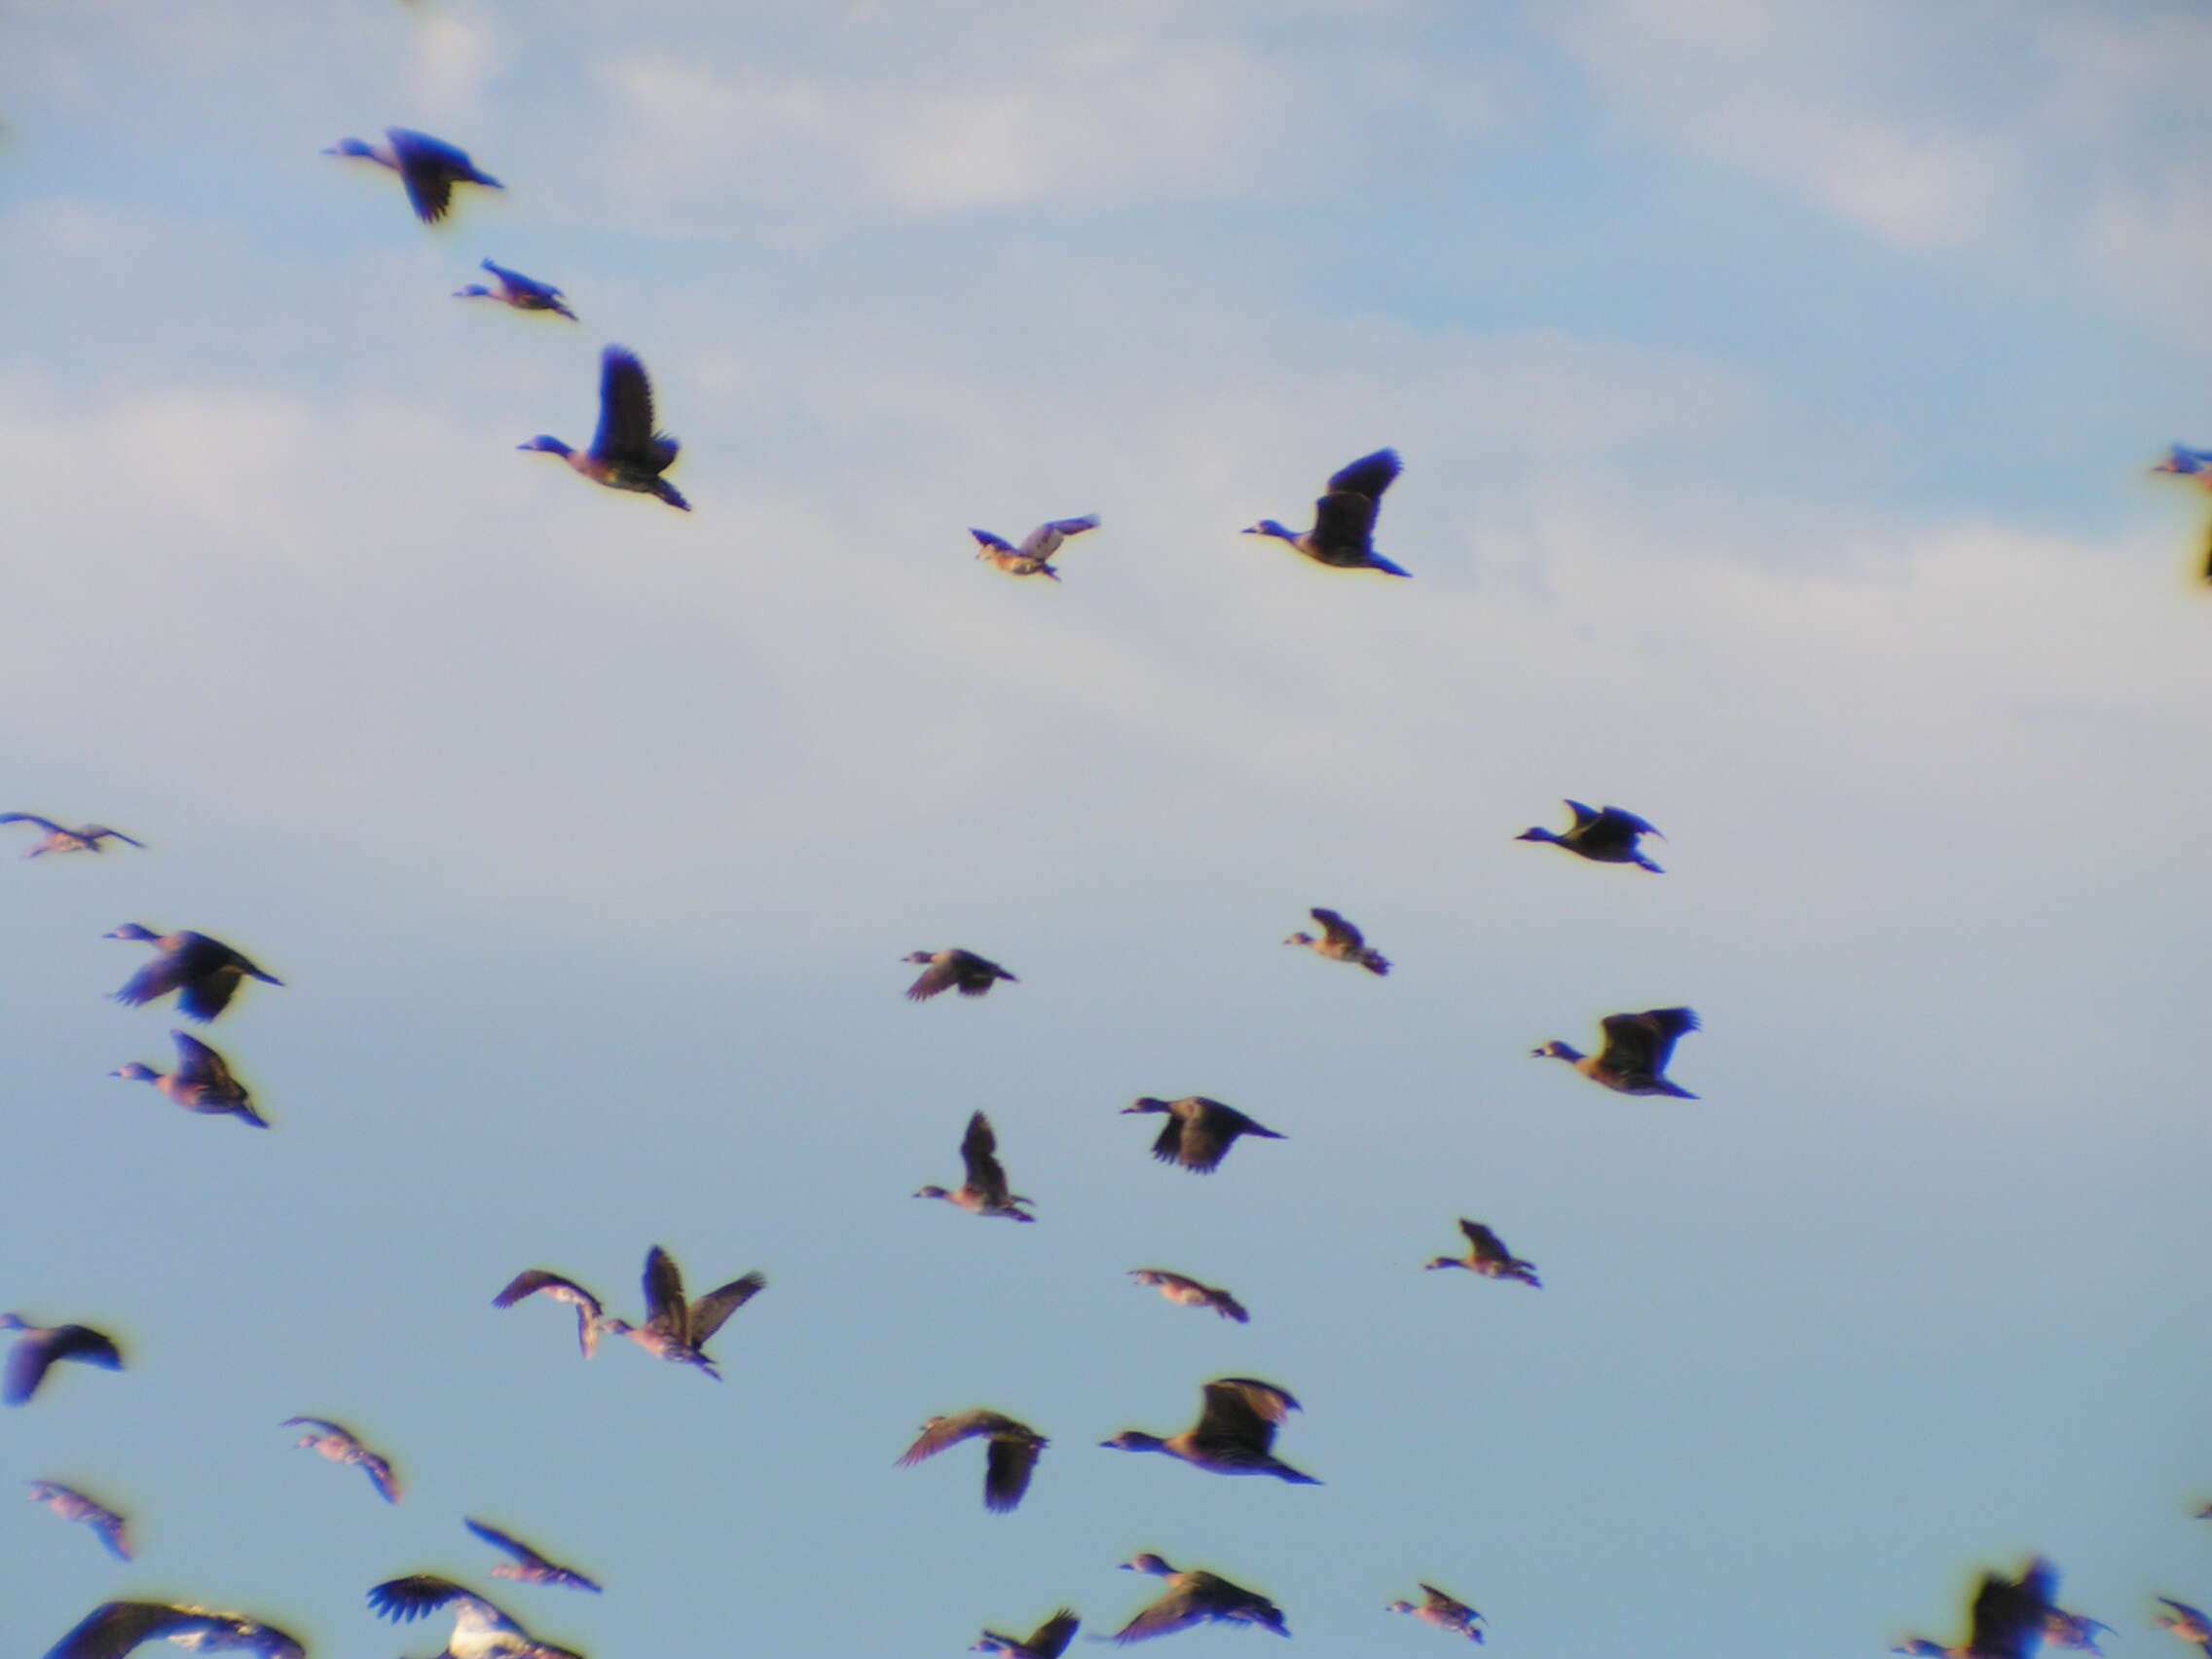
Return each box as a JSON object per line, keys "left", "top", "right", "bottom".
{"left": 1892, "top": 1558, "right": 2055, "bottom": 1659}
{"left": 492, "top": 1270, "right": 607, "bottom": 1359}
{"left": 1242, "top": 448, "right": 1410, "bottom": 576}
{"left": 1111, "top": 1555, "right": 1289, "bottom": 1643}
{"left": 1516, "top": 801, "right": 1664, "bottom": 872}
{"left": 1100, "top": 1377, "right": 1319, "bottom": 1485}
{"left": 1127, "top": 1269, "right": 1248, "bottom": 1322}
{"left": 972, "top": 515, "right": 1099, "bottom": 581}
{"left": 519, "top": 346, "right": 689, "bottom": 511}
{"left": 456, "top": 259, "right": 576, "bottom": 320}
{"left": 324, "top": 128, "right": 502, "bottom": 223}
{"left": 1123, "top": 1096, "right": 1284, "bottom": 1174}
{"left": 25, "top": 1481, "right": 131, "bottom": 1561}
{"left": 1283, "top": 906, "right": 1389, "bottom": 975}
{"left": 903, "top": 948, "right": 1017, "bottom": 1001}
{"left": 111, "top": 1030, "right": 265, "bottom": 1126}
{"left": 599, "top": 1245, "right": 764, "bottom": 1379}
{"left": 283, "top": 1417, "right": 399, "bottom": 1503}
{"left": 1386, "top": 1584, "right": 1486, "bottom": 1643}
{"left": 105, "top": 926, "right": 282, "bottom": 1022}
{"left": 1533, "top": 1008, "right": 1701, "bottom": 1098}
{"left": 464, "top": 1518, "right": 603, "bottom": 1594}
{"left": 1, "top": 1315, "right": 123, "bottom": 1406}
{"left": 1424, "top": 1219, "right": 1540, "bottom": 1287}
{"left": 0, "top": 814, "right": 143, "bottom": 857}
{"left": 897, "top": 1409, "right": 1049, "bottom": 1513}
{"left": 916, "top": 1111, "right": 1036, "bottom": 1221}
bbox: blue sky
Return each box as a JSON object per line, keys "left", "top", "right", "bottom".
{"left": 5, "top": 2, "right": 2211, "bottom": 1655}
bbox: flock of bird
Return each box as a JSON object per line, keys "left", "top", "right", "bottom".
{"left": 4, "top": 94, "right": 2201, "bottom": 1659}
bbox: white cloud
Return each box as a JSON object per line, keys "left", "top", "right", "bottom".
{"left": 407, "top": 12, "right": 503, "bottom": 123}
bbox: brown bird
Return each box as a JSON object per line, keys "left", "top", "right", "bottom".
{"left": 1123, "top": 1096, "right": 1285, "bottom": 1174}
{"left": 1127, "top": 1270, "right": 1248, "bottom": 1322}
{"left": 972, "top": 515, "right": 1099, "bottom": 580}
{"left": 41, "top": 1601, "right": 305, "bottom": 1658}
{"left": 111, "top": 1030, "right": 266, "bottom": 1126}
{"left": 283, "top": 1417, "right": 399, "bottom": 1503}
{"left": 971, "top": 1608, "right": 1080, "bottom": 1657}
{"left": 492, "top": 1270, "right": 607, "bottom": 1359}
{"left": 518, "top": 346, "right": 688, "bottom": 512}
{"left": 903, "top": 948, "right": 1018, "bottom": 1001}
{"left": 599, "top": 1246, "right": 764, "bottom": 1379}
{"left": 1424, "top": 1219, "right": 1540, "bottom": 1287}
{"left": 897, "top": 1409, "right": 1049, "bottom": 1513}
{"left": 1386, "top": 1584, "right": 1486, "bottom": 1643}
{"left": 0, "top": 814, "right": 144, "bottom": 857}
{"left": 1533, "top": 1008, "right": 1700, "bottom": 1098}
{"left": 2155, "top": 1598, "right": 2212, "bottom": 1658}
{"left": 915, "top": 1112, "right": 1036, "bottom": 1221}
{"left": 25, "top": 1481, "right": 131, "bottom": 1561}
{"left": 1893, "top": 1558, "right": 2055, "bottom": 1659}
{"left": 1, "top": 1315, "right": 123, "bottom": 1407}
{"left": 1112, "top": 1554, "right": 1289, "bottom": 1643}
{"left": 1516, "top": 801, "right": 1664, "bottom": 871}
{"left": 104, "top": 925, "right": 282, "bottom": 1022}
{"left": 1282, "top": 907, "right": 1389, "bottom": 975}
{"left": 464, "top": 1518, "right": 602, "bottom": 1594}
{"left": 1099, "top": 1377, "right": 1318, "bottom": 1484}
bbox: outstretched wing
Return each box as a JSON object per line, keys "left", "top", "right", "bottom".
{"left": 1018, "top": 514, "right": 1100, "bottom": 559}
{"left": 1309, "top": 449, "right": 1401, "bottom": 552}
{"left": 386, "top": 128, "right": 471, "bottom": 222}
{"left": 969, "top": 529, "right": 1017, "bottom": 554}
{"left": 0, "top": 812, "right": 62, "bottom": 833}
{"left": 1309, "top": 907, "right": 1364, "bottom": 952}
{"left": 1025, "top": 1609, "right": 1081, "bottom": 1657}
{"left": 898, "top": 1409, "right": 1013, "bottom": 1466}
{"left": 492, "top": 1270, "right": 601, "bottom": 1317}
{"left": 1968, "top": 1561, "right": 2054, "bottom": 1659}
{"left": 169, "top": 1030, "right": 238, "bottom": 1092}
{"left": 9, "top": 1328, "right": 122, "bottom": 1406}
{"left": 466, "top": 1516, "right": 554, "bottom": 1570}
{"left": 685, "top": 1271, "right": 767, "bottom": 1346}
{"left": 1457, "top": 1219, "right": 1514, "bottom": 1267}
{"left": 1191, "top": 1378, "right": 1299, "bottom": 1452}
{"left": 642, "top": 1245, "right": 687, "bottom": 1335}
{"left": 984, "top": 1432, "right": 1044, "bottom": 1512}
{"left": 593, "top": 347, "right": 676, "bottom": 471}
{"left": 43, "top": 1602, "right": 210, "bottom": 1659}
{"left": 369, "top": 1573, "right": 513, "bottom": 1631}
{"left": 960, "top": 1111, "right": 1013, "bottom": 1204}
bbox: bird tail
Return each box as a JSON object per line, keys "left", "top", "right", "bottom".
{"left": 1366, "top": 553, "right": 1413, "bottom": 577}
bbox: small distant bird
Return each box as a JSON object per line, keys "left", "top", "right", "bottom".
{"left": 915, "top": 1111, "right": 1036, "bottom": 1221}
{"left": 971, "top": 1607, "right": 1079, "bottom": 1658}
{"left": 368, "top": 1574, "right": 584, "bottom": 1659}
{"left": 897, "top": 1409, "right": 1049, "bottom": 1513}
{"left": 25, "top": 1481, "right": 131, "bottom": 1561}
{"left": 1242, "top": 448, "right": 1410, "bottom": 576}
{"left": 325, "top": 128, "right": 502, "bottom": 223}
{"left": 0, "top": 1315, "right": 123, "bottom": 1406}
{"left": 1424, "top": 1219, "right": 1540, "bottom": 1287}
{"left": 1893, "top": 1558, "right": 2056, "bottom": 1659}
{"left": 1127, "top": 1269, "right": 1248, "bottom": 1323}
{"left": 282, "top": 1417, "right": 399, "bottom": 1503}
{"left": 2043, "top": 1608, "right": 2112, "bottom": 1654}
{"left": 1283, "top": 907, "right": 1390, "bottom": 975}
{"left": 971, "top": 515, "right": 1099, "bottom": 580}
{"left": 41, "top": 1601, "right": 305, "bottom": 1659}
{"left": 1100, "top": 1377, "right": 1318, "bottom": 1485}
{"left": 105, "top": 926, "right": 282, "bottom": 1022}
{"left": 1386, "top": 1585, "right": 1486, "bottom": 1643}
{"left": 519, "top": 346, "right": 689, "bottom": 511}
{"left": 492, "top": 1270, "right": 606, "bottom": 1359}
{"left": 464, "top": 1518, "right": 603, "bottom": 1594}
{"left": 903, "top": 948, "right": 1018, "bottom": 1002}
{"left": 598, "top": 1245, "right": 764, "bottom": 1379}
{"left": 1123, "top": 1096, "right": 1285, "bottom": 1175}
{"left": 456, "top": 259, "right": 576, "bottom": 320}
{"left": 1112, "top": 1554, "right": 1289, "bottom": 1643}
{"left": 111, "top": 1030, "right": 265, "bottom": 1126}
{"left": 1533, "top": 1008, "right": 1701, "bottom": 1098}
{"left": 1515, "top": 800, "right": 1664, "bottom": 872}
{"left": 0, "top": 814, "right": 143, "bottom": 857}
{"left": 2151, "top": 444, "right": 2212, "bottom": 483}
{"left": 2155, "top": 1599, "right": 2212, "bottom": 1658}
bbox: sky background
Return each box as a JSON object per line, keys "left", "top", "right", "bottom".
{"left": 5, "top": 1, "right": 2212, "bottom": 1654}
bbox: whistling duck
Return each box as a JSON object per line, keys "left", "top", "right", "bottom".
{"left": 464, "top": 1519, "right": 602, "bottom": 1594}
{"left": 325, "top": 128, "right": 502, "bottom": 223}
{"left": 25, "top": 1481, "right": 130, "bottom": 1561}
{"left": 1242, "top": 449, "right": 1409, "bottom": 576}
{"left": 456, "top": 260, "right": 575, "bottom": 319}
{"left": 1100, "top": 1377, "right": 1318, "bottom": 1485}
{"left": 2152, "top": 444, "right": 2212, "bottom": 483}
{"left": 1283, "top": 907, "right": 1389, "bottom": 975}
{"left": 916, "top": 1111, "right": 1036, "bottom": 1221}
{"left": 1533, "top": 1008, "right": 1700, "bottom": 1098}
{"left": 599, "top": 1245, "right": 764, "bottom": 1379}
{"left": 0, "top": 815, "right": 143, "bottom": 857}
{"left": 1112, "top": 1555, "right": 1289, "bottom": 1643}
{"left": 283, "top": 1418, "right": 399, "bottom": 1503}
{"left": 1516, "top": 801, "right": 1664, "bottom": 872}
{"left": 1892, "top": 1559, "right": 2054, "bottom": 1659}
{"left": 1123, "top": 1096, "right": 1284, "bottom": 1174}
{"left": 2155, "top": 1599, "right": 2212, "bottom": 1657}
{"left": 111, "top": 1030, "right": 265, "bottom": 1126}
{"left": 42, "top": 1601, "right": 304, "bottom": 1659}
{"left": 518, "top": 347, "right": 689, "bottom": 511}
{"left": 972, "top": 515, "right": 1099, "bottom": 580}
{"left": 1424, "top": 1219, "right": 1540, "bottom": 1287}
{"left": 972, "top": 1608, "right": 1079, "bottom": 1657}
{"left": 368, "top": 1574, "right": 584, "bottom": 1659}
{"left": 104, "top": 926, "right": 282, "bottom": 1022}
{"left": 1127, "top": 1270, "right": 1248, "bottom": 1323}
{"left": 0, "top": 1315, "right": 122, "bottom": 1406}
{"left": 897, "top": 1409, "right": 1049, "bottom": 1513}
{"left": 903, "top": 948, "right": 1018, "bottom": 1001}
{"left": 492, "top": 1271, "right": 606, "bottom": 1359}
{"left": 1386, "top": 1584, "right": 1486, "bottom": 1643}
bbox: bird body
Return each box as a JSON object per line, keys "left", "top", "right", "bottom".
{"left": 903, "top": 948, "right": 1018, "bottom": 1001}
{"left": 465, "top": 1518, "right": 602, "bottom": 1594}
{"left": 42, "top": 1601, "right": 304, "bottom": 1659}
{"left": 897, "top": 1409, "right": 1048, "bottom": 1512}
{"left": 598, "top": 1245, "right": 764, "bottom": 1377}
{"left": 492, "top": 1270, "right": 606, "bottom": 1358}
{"left": 972, "top": 1608, "right": 1079, "bottom": 1658}
{"left": 1100, "top": 1377, "right": 1318, "bottom": 1484}
{"left": 1516, "top": 800, "right": 1664, "bottom": 872}
{"left": 25, "top": 1481, "right": 131, "bottom": 1560}
{"left": 916, "top": 1111, "right": 1036, "bottom": 1220}
{"left": 457, "top": 260, "right": 575, "bottom": 319}
{"left": 105, "top": 926, "right": 282, "bottom": 1022}
{"left": 519, "top": 346, "right": 688, "bottom": 510}
{"left": 325, "top": 128, "right": 502, "bottom": 223}
{"left": 1112, "top": 1555, "right": 1289, "bottom": 1643}
{"left": 0, "top": 814, "right": 143, "bottom": 857}
{"left": 2156, "top": 1598, "right": 2212, "bottom": 1658}
{"left": 1127, "top": 1270, "right": 1248, "bottom": 1322}
{"left": 369, "top": 1574, "right": 585, "bottom": 1659}
{"left": 1283, "top": 906, "right": 1389, "bottom": 975}
{"left": 1387, "top": 1584, "right": 1486, "bottom": 1642}
{"left": 1, "top": 1315, "right": 123, "bottom": 1406}
{"left": 111, "top": 1030, "right": 264, "bottom": 1125}
{"left": 1123, "top": 1096, "right": 1284, "bottom": 1174}
{"left": 1425, "top": 1219, "right": 1540, "bottom": 1287}
{"left": 1533, "top": 1008, "right": 1700, "bottom": 1098}
{"left": 283, "top": 1417, "right": 399, "bottom": 1502}
{"left": 1242, "top": 448, "right": 1410, "bottom": 576}
{"left": 972, "top": 515, "right": 1099, "bottom": 580}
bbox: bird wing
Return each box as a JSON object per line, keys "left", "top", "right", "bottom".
{"left": 1114, "top": 1586, "right": 1210, "bottom": 1644}
{"left": 90, "top": 1508, "right": 131, "bottom": 1562}
{"left": 359, "top": 1450, "right": 401, "bottom": 1502}
{"left": 984, "top": 1430, "right": 1044, "bottom": 1512}
{"left": 970, "top": 528, "right": 1017, "bottom": 554}
{"left": 9, "top": 1328, "right": 115, "bottom": 1405}
{"left": 168, "top": 1030, "right": 238, "bottom": 1092}
{"left": 593, "top": 346, "right": 671, "bottom": 469}
{"left": 1969, "top": 1562, "right": 2054, "bottom": 1659}
{"left": 1600, "top": 805, "right": 1662, "bottom": 839}
{"left": 906, "top": 955, "right": 960, "bottom": 1001}
{"left": 1309, "top": 449, "right": 1401, "bottom": 551}
{"left": 43, "top": 1601, "right": 207, "bottom": 1659}
{"left": 465, "top": 1517, "right": 554, "bottom": 1570}
{"left": 492, "top": 1269, "right": 601, "bottom": 1316}
{"left": 280, "top": 1415, "right": 349, "bottom": 1437}
{"left": 386, "top": 128, "right": 471, "bottom": 222}
{"left": 369, "top": 1574, "right": 520, "bottom": 1632}
{"left": 1018, "top": 514, "right": 1100, "bottom": 558}
{"left": 685, "top": 1271, "right": 766, "bottom": 1346}
{"left": 1309, "top": 907, "right": 1364, "bottom": 952}
{"left": 1457, "top": 1219, "right": 1514, "bottom": 1266}
{"left": 1191, "top": 1378, "right": 1298, "bottom": 1451}
{"left": 112, "top": 952, "right": 193, "bottom": 1010}
{"left": 960, "top": 1111, "right": 1014, "bottom": 1203}
{"left": 642, "top": 1245, "right": 688, "bottom": 1336}
{"left": 0, "top": 812, "right": 62, "bottom": 832}
{"left": 1025, "top": 1609, "right": 1080, "bottom": 1657}
{"left": 174, "top": 960, "right": 247, "bottom": 1021}
{"left": 955, "top": 952, "right": 1012, "bottom": 995}
{"left": 483, "top": 260, "right": 559, "bottom": 303}
{"left": 1420, "top": 1585, "right": 1474, "bottom": 1618}
{"left": 80, "top": 826, "right": 144, "bottom": 847}
{"left": 898, "top": 1410, "right": 1009, "bottom": 1465}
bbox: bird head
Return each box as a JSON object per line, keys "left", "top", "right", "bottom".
{"left": 517, "top": 435, "right": 573, "bottom": 457}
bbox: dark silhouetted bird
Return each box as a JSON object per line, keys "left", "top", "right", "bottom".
{"left": 1242, "top": 449, "right": 1409, "bottom": 576}
{"left": 519, "top": 347, "right": 688, "bottom": 511}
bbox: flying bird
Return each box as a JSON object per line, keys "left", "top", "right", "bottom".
{"left": 105, "top": 926, "right": 283, "bottom": 1022}
{"left": 282, "top": 1417, "right": 400, "bottom": 1503}
{"left": 1282, "top": 906, "right": 1390, "bottom": 975}
{"left": 2042, "top": 1609, "right": 2112, "bottom": 1655}
{"left": 464, "top": 1518, "right": 603, "bottom": 1594}
{"left": 1515, "top": 801, "right": 1664, "bottom": 872}
{"left": 1, "top": 1315, "right": 123, "bottom": 1406}
{"left": 971, "top": 515, "right": 1099, "bottom": 580}
{"left": 1123, "top": 1096, "right": 1284, "bottom": 1174}
{"left": 898, "top": 1409, "right": 1049, "bottom": 1513}
{"left": 1111, "top": 1555, "right": 1289, "bottom": 1643}
{"left": 2155, "top": 1599, "right": 2212, "bottom": 1658}
{"left": 599, "top": 1245, "right": 764, "bottom": 1378}
{"left": 492, "top": 1270, "right": 606, "bottom": 1359}
{"left": 1424, "top": 1219, "right": 1540, "bottom": 1287}
{"left": 916, "top": 1111, "right": 1036, "bottom": 1221}
{"left": 2151, "top": 443, "right": 2212, "bottom": 483}
{"left": 1100, "top": 1377, "right": 1318, "bottom": 1485}
{"left": 1533, "top": 1008, "right": 1701, "bottom": 1098}
{"left": 1893, "top": 1558, "right": 2056, "bottom": 1659}
{"left": 903, "top": 948, "right": 1018, "bottom": 1001}
{"left": 970, "top": 1607, "right": 1079, "bottom": 1658}
{"left": 0, "top": 814, "right": 143, "bottom": 857}
{"left": 1241, "top": 448, "right": 1410, "bottom": 576}
{"left": 456, "top": 259, "right": 576, "bottom": 319}
{"left": 368, "top": 1574, "right": 584, "bottom": 1659}
{"left": 41, "top": 1602, "right": 304, "bottom": 1659}
{"left": 1386, "top": 1585, "right": 1486, "bottom": 1643}
{"left": 519, "top": 346, "right": 689, "bottom": 511}
{"left": 111, "top": 1030, "right": 266, "bottom": 1126}
{"left": 325, "top": 127, "right": 502, "bottom": 223}
{"left": 25, "top": 1481, "right": 131, "bottom": 1561}
{"left": 1126, "top": 1269, "right": 1248, "bottom": 1322}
